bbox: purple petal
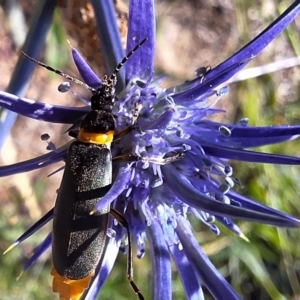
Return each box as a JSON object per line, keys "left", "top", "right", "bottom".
{"left": 176, "top": 216, "right": 241, "bottom": 300}
{"left": 126, "top": 0, "right": 155, "bottom": 80}
{"left": 169, "top": 244, "right": 204, "bottom": 300}
{"left": 228, "top": 191, "right": 300, "bottom": 224}
{"left": 83, "top": 225, "right": 122, "bottom": 299}
{"left": 71, "top": 47, "right": 101, "bottom": 89}
{"left": 215, "top": 216, "right": 245, "bottom": 238}
{"left": 90, "top": 0, "right": 125, "bottom": 92}
{"left": 173, "top": 1, "right": 300, "bottom": 103}
{"left": 201, "top": 143, "right": 300, "bottom": 165}
{"left": 163, "top": 164, "right": 300, "bottom": 227}
{"left": 173, "top": 60, "right": 249, "bottom": 103}
{"left": 199, "top": 121, "right": 300, "bottom": 148}
{"left": 94, "top": 166, "right": 132, "bottom": 211}
{"left": 0, "top": 91, "right": 88, "bottom": 123}
{"left": 23, "top": 232, "right": 52, "bottom": 271}
{"left": 11, "top": 0, "right": 55, "bottom": 90}
{"left": 141, "top": 205, "right": 172, "bottom": 300}
{"left": 5, "top": 208, "right": 53, "bottom": 252}
{"left": 144, "top": 108, "right": 175, "bottom": 130}
{"left": 189, "top": 207, "right": 220, "bottom": 235}
{"left": 1, "top": 0, "right": 55, "bottom": 148}
{"left": 0, "top": 144, "right": 68, "bottom": 176}
{"left": 205, "top": 1, "right": 300, "bottom": 81}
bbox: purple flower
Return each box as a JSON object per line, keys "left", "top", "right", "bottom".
{"left": 1, "top": 1, "right": 300, "bottom": 299}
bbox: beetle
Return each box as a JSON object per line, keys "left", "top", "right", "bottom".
{"left": 21, "top": 40, "right": 148, "bottom": 300}
{"left": 18, "top": 38, "right": 184, "bottom": 299}
{"left": 195, "top": 65, "right": 211, "bottom": 83}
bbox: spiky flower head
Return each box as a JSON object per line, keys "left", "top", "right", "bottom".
{"left": 1, "top": 1, "right": 300, "bottom": 299}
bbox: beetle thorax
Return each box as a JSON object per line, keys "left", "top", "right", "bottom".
{"left": 80, "top": 110, "right": 115, "bottom": 134}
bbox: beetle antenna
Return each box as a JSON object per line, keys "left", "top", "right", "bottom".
{"left": 21, "top": 51, "right": 96, "bottom": 93}
{"left": 109, "top": 38, "right": 147, "bottom": 84}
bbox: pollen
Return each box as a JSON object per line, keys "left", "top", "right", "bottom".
{"left": 51, "top": 268, "right": 93, "bottom": 300}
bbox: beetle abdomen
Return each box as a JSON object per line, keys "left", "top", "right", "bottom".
{"left": 52, "top": 141, "right": 112, "bottom": 279}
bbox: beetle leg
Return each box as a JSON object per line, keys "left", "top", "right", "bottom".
{"left": 113, "top": 151, "right": 185, "bottom": 165}
{"left": 110, "top": 209, "right": 144, "bottom": 300}
{"left": 131, "top": 101, "right": 143, "bottom": 125}
{"left": 113, "top": 126, "right": 135, "bottom": 141}
{"left": 114, "top": 102, "right": 143, "bottom": 141}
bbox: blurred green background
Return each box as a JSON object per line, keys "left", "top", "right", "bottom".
{"left": 1, "top": 0, "right": 300, "bottom": 299}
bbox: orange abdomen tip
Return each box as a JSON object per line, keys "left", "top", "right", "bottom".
{"left": 51, "top": 268, "right": 93, "bottom": 300}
